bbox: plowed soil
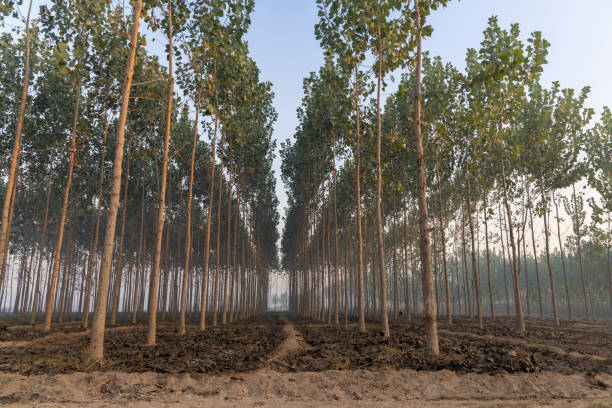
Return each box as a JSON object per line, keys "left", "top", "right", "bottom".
{"left": 0, "top": 313, "right": 610, "bottom": 407}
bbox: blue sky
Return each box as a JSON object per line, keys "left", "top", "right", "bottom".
{"left": 243, "top": 0, "right": 612, "bottom": 227}
{"left": 6, "top": 0, "right": 612, "bottom": 232}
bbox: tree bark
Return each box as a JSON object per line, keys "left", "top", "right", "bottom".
{"left": 414, "top": 0, "right": 439, "bottom": 356}
{"left": 88, "top": 0, "right": 142, "bottom": 362}
{"left": 179, "top": 91, "right": 199, "bottom": 334}
{"left": 0, "top": 0, "right": 32, "bottom": 282}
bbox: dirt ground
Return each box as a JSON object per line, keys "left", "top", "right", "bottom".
{"left": 0, "top": 313, "right": 610, "bottom": 407}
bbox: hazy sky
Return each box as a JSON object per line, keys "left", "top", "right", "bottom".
{"left": 243, "top": 0, "right": 612, "bottom": 230}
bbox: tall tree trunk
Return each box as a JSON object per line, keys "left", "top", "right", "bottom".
{"left": 500, "top": 158, "right": 525, "bottom": 332}
{"left": 552, "top": 192, "right": 572, "bottom": 319}
{"left": 375, "top": 17, "right": 390, "bottom": 339}
{"left": 466, "top": 173, "right": 482, "bottom": 328}
{"left": 111, "top": 150, "right": 130, "bottom": 325}
{"left": 212, "top": 156, "right": 224, "bottom": 326}
{"left": 43, "top": 78, "right": 82, "bottom": 332}
{"left": 222, "top": 163, "right": 233, "bottom": 325}
{"left": 30, "top": 176, "right": 51, "bottom": 324}
{"left": 483, "top": 199, "right": 494, "bottom": 319}
{"left": 0, "top": 0, "right": 32, "bottom": 283}
{"left": 83, "top": 122, "right": 109, "bottom": 329}
{"left": 88, "top": 0, "right": 142, "bottom": 362}
{"left": 414, "top": 0, "right": 438, "bottom": 356}
{"left": 436, "top": 160, "right": 451, "bottom": 324}
{"left": 353, "top": 68, "right": 366, "bottom": 333}
{"left": 538, "top": 156, "right": 559, "bottom": 326}
{"left": 572, "top": 183, "right": 590, "bottom": 320}
{"left": 199, "top": 109, "right": 219, "bottom": 330}
{"left": 332, "top": 141, "right": 339, "bottom": 325}
{"left": 147, "top": 2, "right": 173, "bottom": 343}
{"left": 179, "top": 92, "right": 199, "bottom": 334}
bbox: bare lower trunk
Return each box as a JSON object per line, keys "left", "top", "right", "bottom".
{"left": 572, "top": 184, "right": 589, "bottom": 320}
{"left": 354, "top": 68, "right": 365, "bottom": 333}
{"left": 500, "top": 158, "right": 525, "bottom": 332}
{"left": 0, "top": 0, "right": 32, "bottom": 284}
{"left": 111, "top": 151, "right": 130, "bottom": 325}
{"left": 375, "top": 17, "right": 390, "bottom": 339}
{"left": 179, "top": 92, "right": 199, "bottom": 335}
{"left": 414, "top": 0, "right": 438, "bottom": 357}
{"left": 466, "top": 174, "right": 482, "bottom": 328}
{"left": 30, "top": 176, "right": 51, "bottom": 324}
{"left": 44, "top": 79, "right": 81, "bottom": 332}
{"left": 88, "top": 0, "right": 142, "bottom": 362}
{"left": 552, "top": 192, "right": 572, "bottom": 320}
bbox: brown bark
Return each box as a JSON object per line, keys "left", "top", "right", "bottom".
{"left": 147, "top": 1, "right": 174, "bottom": 344}
{"left": 414, "top": 0, "right": 438, "bottom": 356}
{"left": 179, "top": 91, "right": 200, "bottom": 334}
{"left": 30, "top": 177, "right": 51, "bottom": 323}
{"left": 572, "top": 183, "right": 590, "bottom": 320}
{"left": 0, "top": 0, "right": 32, "bottom": 282}
{"left": 43, "top": 77, "right": 81, "bottom": 332}
{"left": 83, "top": 122, "right": 109, "bottom": 329}
{"left": 353, "top": 68, "right": 365, "bottom": 332}
{"left": 111, "top": 150, "right": 130, "bottom": 325}
{"left": 88, "top": 0, "right": 143, "bottom": 362}
{"left": 552, "top": 192, "right": 572, "bottom": 319}
{"left": 375, "top": 16, "right": 390, "bottom": 339}
{"left": 465, "top": 174, "right": 482, "bottom": 328}
{"left": 500, "top": 158, "right": 525, "bottom": 332}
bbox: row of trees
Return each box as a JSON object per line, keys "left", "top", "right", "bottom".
{"left": 0, "top": 0, "right": 280, "bottom": 362}
{"left": 281, "top": 0, "right": 611, "bottom": 358}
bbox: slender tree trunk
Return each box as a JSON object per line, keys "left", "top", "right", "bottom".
{"left": 222, "top": 163, "right": 233, "bottom": 325}
{"left": 179, "top": 92, "right": 199, "bottom": 334}
{"left": 111, "top": 150, "right": 130, "bottom": 325}
{"left": 332, "top": 141, "right": 339, "bottom": 325}
{"left": 572, "top": 183, "right": 589, "bottom": 320}
{"left": 146, "top": 0, "right": 173, "bottom": 345}
{"left": 500, "top": 158, "right": 525, "bottom": 332}
{"left": 88, "top": 0, "right": 142, "bottom": 362}
{"left": 465, "top": 173, "right": 482, "bottom": 328}
{"left": 353, "top": 68, "right": 366, "bottom": 333}
{"left": 212, "top": 156, "right": 224, "bottom": 326}
{"left": 552, "top": 192, "right": 572, "bottom": 320}
{"left": 43, "top": 77, "right": 82, "bottom": 332}
{"left": 83, "top": 122, "right": 109, "bottom": 329}
{"left": 414, "top": 0, "right": 438, "bottom": 356}
{"left": 30, "top": 176, "right": 51, "bottom": 323}
{"left": 375, "top": 17, "right": 390, "bottom": 339}
{"left": 200, "top": 98, "right": 220, "bottom": 330}
{"left": 435, "top": 160, "right": 451, "bottom": 324}
{"left": 483, "top": 199, "right": 494, "bottom": 319}
{"left": 0, "top": 0, "right": 32, "bottom": 283}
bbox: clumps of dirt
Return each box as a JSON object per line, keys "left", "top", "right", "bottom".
{"left": 0, "top": 322, "right": 86, "bottom": 342}
{"left": 436, "top": 316, "right": 612, "bottom": 359}
{"left": 0, "top": 324, "right": 286, "bottom": 375}
{"left": 281, "top": 323, "right": 612, "bottom": 374}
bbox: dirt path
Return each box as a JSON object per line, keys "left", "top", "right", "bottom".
{"left": 267, "top": 315, "right": 311, "bottom": 367}
{"left": 0, "top": 367, "right": 610, "bottom": 407}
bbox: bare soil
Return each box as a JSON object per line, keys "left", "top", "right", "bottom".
{"left": 0, "top": 313, "right": 610, "bottom": 407}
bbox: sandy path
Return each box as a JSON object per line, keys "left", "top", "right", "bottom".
{"left": 0, "top": 368, "right": 610, "bottom": 407}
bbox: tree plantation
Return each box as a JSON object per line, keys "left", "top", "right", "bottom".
{"left": 0, "top": 1, "right": 611, "bottom": 406}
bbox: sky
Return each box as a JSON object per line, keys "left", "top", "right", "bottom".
{"left": 243, "top": 0, "right": 612, "bottom": 235}
{"left": 5, "top": 0, "right": 612, "bottom": 243}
